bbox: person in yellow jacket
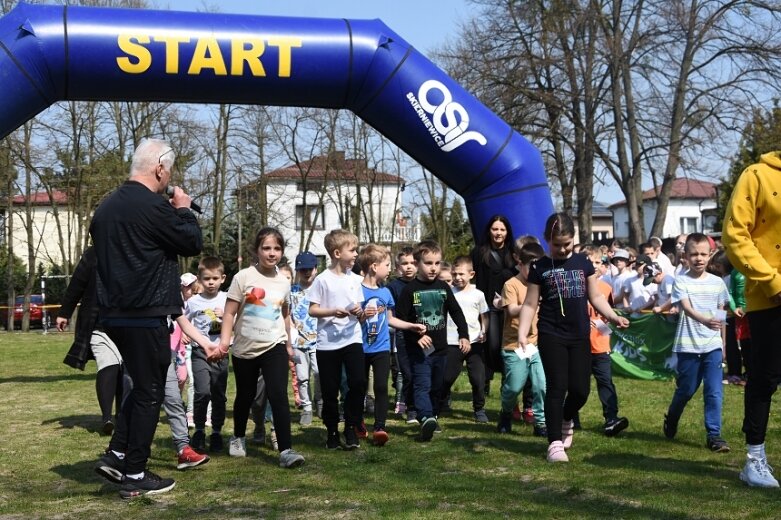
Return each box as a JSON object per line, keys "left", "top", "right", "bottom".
{"left": 723, "top": 151, "right": 781, "bottom": 488}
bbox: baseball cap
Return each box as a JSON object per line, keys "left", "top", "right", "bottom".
{"left": 180, "top": 272, "right": 197, "bottom": 287}
{"left": 611, "top": 249, "right": 630, "bottom": 264}
{"left": 643, "top": 263, "right": 662, "bottom": 286}
{"left": 634, "top": 254, "right": 653, "bottom": 267}
{"left": 295, "top": 251, "right": 318, "bottom": 270}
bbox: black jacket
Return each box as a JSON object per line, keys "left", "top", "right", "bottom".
{"left": 90, "top": 180, "right": 202, "bottom": 319}
{"left": 59, "top": 247, "right": 98, "bottom": 370}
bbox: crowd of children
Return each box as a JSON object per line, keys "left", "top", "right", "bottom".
{"left": 86, "top": 209, "right": 772, "bottom": 493}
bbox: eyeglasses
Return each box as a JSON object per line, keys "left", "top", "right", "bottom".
{"left": 158, "top": 149, "right": 174, "bottom": 169}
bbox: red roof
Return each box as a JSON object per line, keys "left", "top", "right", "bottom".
{"left": 610, "top": 178, "right": 716, "bottom": 208}
{"left": 12, "top": 190, "right": 69, "bottom": 205}
{"left": 264, "top": 152, "right": 403, "bottom": 184}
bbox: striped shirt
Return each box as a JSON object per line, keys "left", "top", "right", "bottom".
{"left": 671, "top": 272, "right": 729, "bottom": 354}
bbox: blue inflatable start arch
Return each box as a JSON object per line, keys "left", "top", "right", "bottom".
{"left": 0, "top": 2, "right": 553, "bottom": 240}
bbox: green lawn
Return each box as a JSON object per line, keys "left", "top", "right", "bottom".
{"left": 0, "top": 332, "right": 779, "bottom": 519}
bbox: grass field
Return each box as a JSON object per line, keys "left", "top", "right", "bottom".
{"left": 1, "top": 332, "right": 780, "bottom": 519}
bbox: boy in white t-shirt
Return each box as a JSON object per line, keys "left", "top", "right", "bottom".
{"left": 186, "top": 256, "right": 229, "bottom": 454}
{"left": 308, "top": 229, "right": 366, "bottom": 450}
{"left": 604, "top": 249, "right": 633, "bottom": 309}
{"left": 622, "top": 254, "right": 658, "bottom": 314}
{"left": 440, "top": 256, "right": 490, "bottom": 423}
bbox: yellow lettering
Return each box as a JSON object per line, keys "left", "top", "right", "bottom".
{"left": 116, "top": 35, "right": 151, "bottom": 74}
{"left": 267, "top": 37, "right": 302, "bottom": 78}
{"left": 187, "top": 37, "right": 227, "bottom": 76}
{"left": 231, "top": 38, "right": 266, "bottom": 76}
{"left": 153, "top": 35, "right": 190, "bottom": 74}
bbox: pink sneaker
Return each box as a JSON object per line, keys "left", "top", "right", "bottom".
{"left": 562, "top": 420, "right": 574, "bottom": 449}
{"left": 547, "top": 441, "right": 569, "bottom": 462}
{"left": 395, "top": 402, "right": 407, "bottom": 415}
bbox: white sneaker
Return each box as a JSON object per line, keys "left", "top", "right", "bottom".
{"left": 547, "top": 440, "right": 569, "bottom": 463}
{"left": 228, "top": 435, "right": 246, "bottom": 457}
{"left": 279, "top": 448, "right": 305, "bottom": 468}
{"left": 740, "top": 455, "right": 780, "bottom": 488}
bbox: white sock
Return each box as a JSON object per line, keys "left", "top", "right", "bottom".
{"left": 747, "top": 443, "right": 765, "bottom": 459}
{"left": 126, "top": 471, "right": 144, "bottom": 480}
{"left": 111, "top": 450, "right": 125, "bottom": 460}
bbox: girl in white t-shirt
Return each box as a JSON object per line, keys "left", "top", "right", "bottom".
{"left": 219, "top": 227, "right": 305, "bottom": 468}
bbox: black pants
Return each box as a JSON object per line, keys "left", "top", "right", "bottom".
{"left": 744, "top": 308, "right": 781, "bottom": 445}
{"left": 192, "top": 345, "right": 228, "bottom": 431}
{"left": 537, "top": 333, "right": 591, "bottom": 443}
{"left": 106, "top": 324, "right": 170, "bottom": 474}
{"left": 591, "top": 352, "right": 619, "bottom": 422}
{"left": 442, "top": 343, "right": 486, "bottom": 411}
{"left": 363, "top": 351, "right": 390, "bottom": 429}
{"left": 232, "top": 344, "right": 292, "bottom": 452}
{"left": 483, "top": 310, "right": 505, "bottom": 381}
{"left": 394, "top": 333, "right": 415, "bottom": 410}
{"left": 317, "top": 343, "right": 366, "bottom": 433}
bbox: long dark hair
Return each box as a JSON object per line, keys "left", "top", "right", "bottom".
{"left": 543, "top": 212, "right": 575, "bottom": 242}
{"left": 478, "top": 214, "right": 515, "bottom": 269}
{"left": 250, "top": 227, "right": 285, "bottom": 263}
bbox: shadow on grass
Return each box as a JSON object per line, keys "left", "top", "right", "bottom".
{"left": 41, "top": 414, "right": 112, "bottom": 435}
{"left": 50, "top": 458, "right": 114, "bottom": 491}
{"left": 585, "top": 452, "right": 736, "bottom": 481}
{"left": 0, "top": 373, "right": 95, "bottom": 384}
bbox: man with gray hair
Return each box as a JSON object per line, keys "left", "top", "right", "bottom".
{"left": 90, "top": 138, "right": 202, "bottom": 498}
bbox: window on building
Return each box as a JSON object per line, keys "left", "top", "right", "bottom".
{"left": 680, "top": 217, "right": 698, "bottom": 234}
{"left": 296, "top": 205, "right": 325, "bottom": 230}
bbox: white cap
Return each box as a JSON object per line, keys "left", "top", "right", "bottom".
{"left": 180, "top": 272, "right": 197, "bottom": 287}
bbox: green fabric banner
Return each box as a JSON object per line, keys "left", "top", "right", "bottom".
{"left": 609, "top": 313, "right": 678, "bottom": 380}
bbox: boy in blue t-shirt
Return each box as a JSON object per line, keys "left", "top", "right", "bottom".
{"left": 664, "top": 233, "right": 731, "bottom": 453}
{"left": 358, "top": 244, "right": 426, "bottom": 446}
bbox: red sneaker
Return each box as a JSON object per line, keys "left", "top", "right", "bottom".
{"left": 372, "top": 429, "right": 389, "bottom": 447}
{"left": 523, "top": 407, "right": 535, "bottom": 425}
{"left": 177, "top": 445, "right": 210, "bottom": 470}
{"left": 355, "top": 421, "right": 368, "bottom": 439}
{"left": 512, "top": 404, "right": 522, "bottom": 422}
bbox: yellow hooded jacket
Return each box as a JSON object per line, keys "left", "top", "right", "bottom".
{"left": 723, "top": 151, "right": 781, "bottom": 312}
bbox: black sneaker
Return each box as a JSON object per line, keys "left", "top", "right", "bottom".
{"left": 497, "top": 411, "right": 512, "bottom": 434}
{"left": 474, "top": 409, "right": 489, "bottom": 423}
{"left": 326, "top": 431, "right": 342, "bottom": 450}
{"left": 209, "top": 432, "right": 223, "bottom": 453}
{"left": 604, "top": 417, "right": 630, "bottom": 437}
{"left": 420, "top": 417, "right": 438, "bottom": 441}
{"left": 102, "top": 420, "right": 114, "bottom": 436}
{"left": 344, "top": 427, "right": 360, "bottom": 450}
{"left": 663, "top": 414, "right": 678, "bottom": 439}
{"left": 94, "top": 450, "right": 124, "bottom": 484}
{"left": 707, "top": 436, "right": 731, "bottom": 453}
{"left": 533, "top": 425, "right": 548, "bottom": 437}
{"left": 119, "top": 470, "right": 176, "bottom": 499}
{"left": 191, "top": 430, "right": 206, "bottom": 452}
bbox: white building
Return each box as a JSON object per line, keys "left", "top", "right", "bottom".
{"left": 250, "top": 151, "right": 419, "bottom": 262}
{"left": 610, "top": 179, "right": 717, "bottom": 239}
{"left": 0, "top": 190, "right": 79, "bottom": 268}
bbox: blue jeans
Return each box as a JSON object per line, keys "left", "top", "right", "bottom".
{"left": 407, "top": 345, "right": 447, "bottom": 420}
{"left": 667, "top": 349, "right": 723, "bottom": 438}
{"left": 500, "top": 350, "right": 545, "bottom": 427}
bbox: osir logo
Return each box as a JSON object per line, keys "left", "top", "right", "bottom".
{"left": 407, "top": 80, "right": 487, "bottom": 152}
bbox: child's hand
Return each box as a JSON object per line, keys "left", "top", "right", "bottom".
{"left": 334, "top": 308, "right": 349, "bottom": 318}
{"left": 477, "top": 330, "right": 486, "bottom": 343}
{"left": 734, "top": 307, "right": 745, "bottom": 318}
{"left": 652, "top": 306, "right": 662, "bottom": 314}
{"left": 363, "top": 305, "right": 378, "bottom": 319}
{"left": 411, "top": 323, "right": 427, "bottom": 335}
{"left": 518, "top": 334, "right": 528, "bottom": 351}
{"left": 214, "top": 307, "right": 224, "bottom": 319}
{"left": 459, "top": 338, "right": 471, "bottom": 354}
{"left": 492, "top": 292, "right": 503, "bottom": 309}
{"left": 345, "top": 303, "right": 363, "bottom": 318}
{"left": 705, "top": 317, "right": 722, "bottom": 331}
{"left": 417, "top": 335, "right": 433, "bottom": 349}
{"left": 613, "top": 316, "right": 630, "bottom": 329}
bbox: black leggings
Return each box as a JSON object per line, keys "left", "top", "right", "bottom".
{"left": 363, "top": 351, "right": 390, "bottom": 429}
{"left": 232, "top": 343, "right": 292, "bottom": 452}
{"left": 317, "top": 343, "right": 366, "bottom": 433}
{"left": 442, "top": 343, "right": 486, "bottom": 411}
{"left": 537, "top": 333, "right": 591, "bottom": 443}
{"left": 744, "top": 308, "right": 781, "bottom": 445}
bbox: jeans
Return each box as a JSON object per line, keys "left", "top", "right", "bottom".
{"left": 363, "top": 351, "right": 391, "bottom": 429}
{"left": 537, "top": 333, "right": 591, "bottom": 443}
{"left": 407, "top": 345, "right": 447, "bottom": 420}
{"left": 500, "top": 349, "right": 545, "bottom": 427}
{"left": 591, "top": 353, "right": 619, "bottom": 422}
{"left": 666, "top": 349, "right": 723, "bottom": 438}
{"left": 745, "top": 307, "right": 781, "bottom": 444}
{"left": 295, "top": 348, "right": 320, "bottom": 411}
{"left": 317, "top": 343, "right": 366, "bottom": 432}
{"left": 105, "top": 323, "right": 171, "bottom": 474}
{"left": 442, "top": 343, "right": 486, "bottom": 411}
{"left": 232, "top": 344, "right": 292, "bottom": 452}
{"left": 191, "top": 345, "right": 228, "bottom": 431}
